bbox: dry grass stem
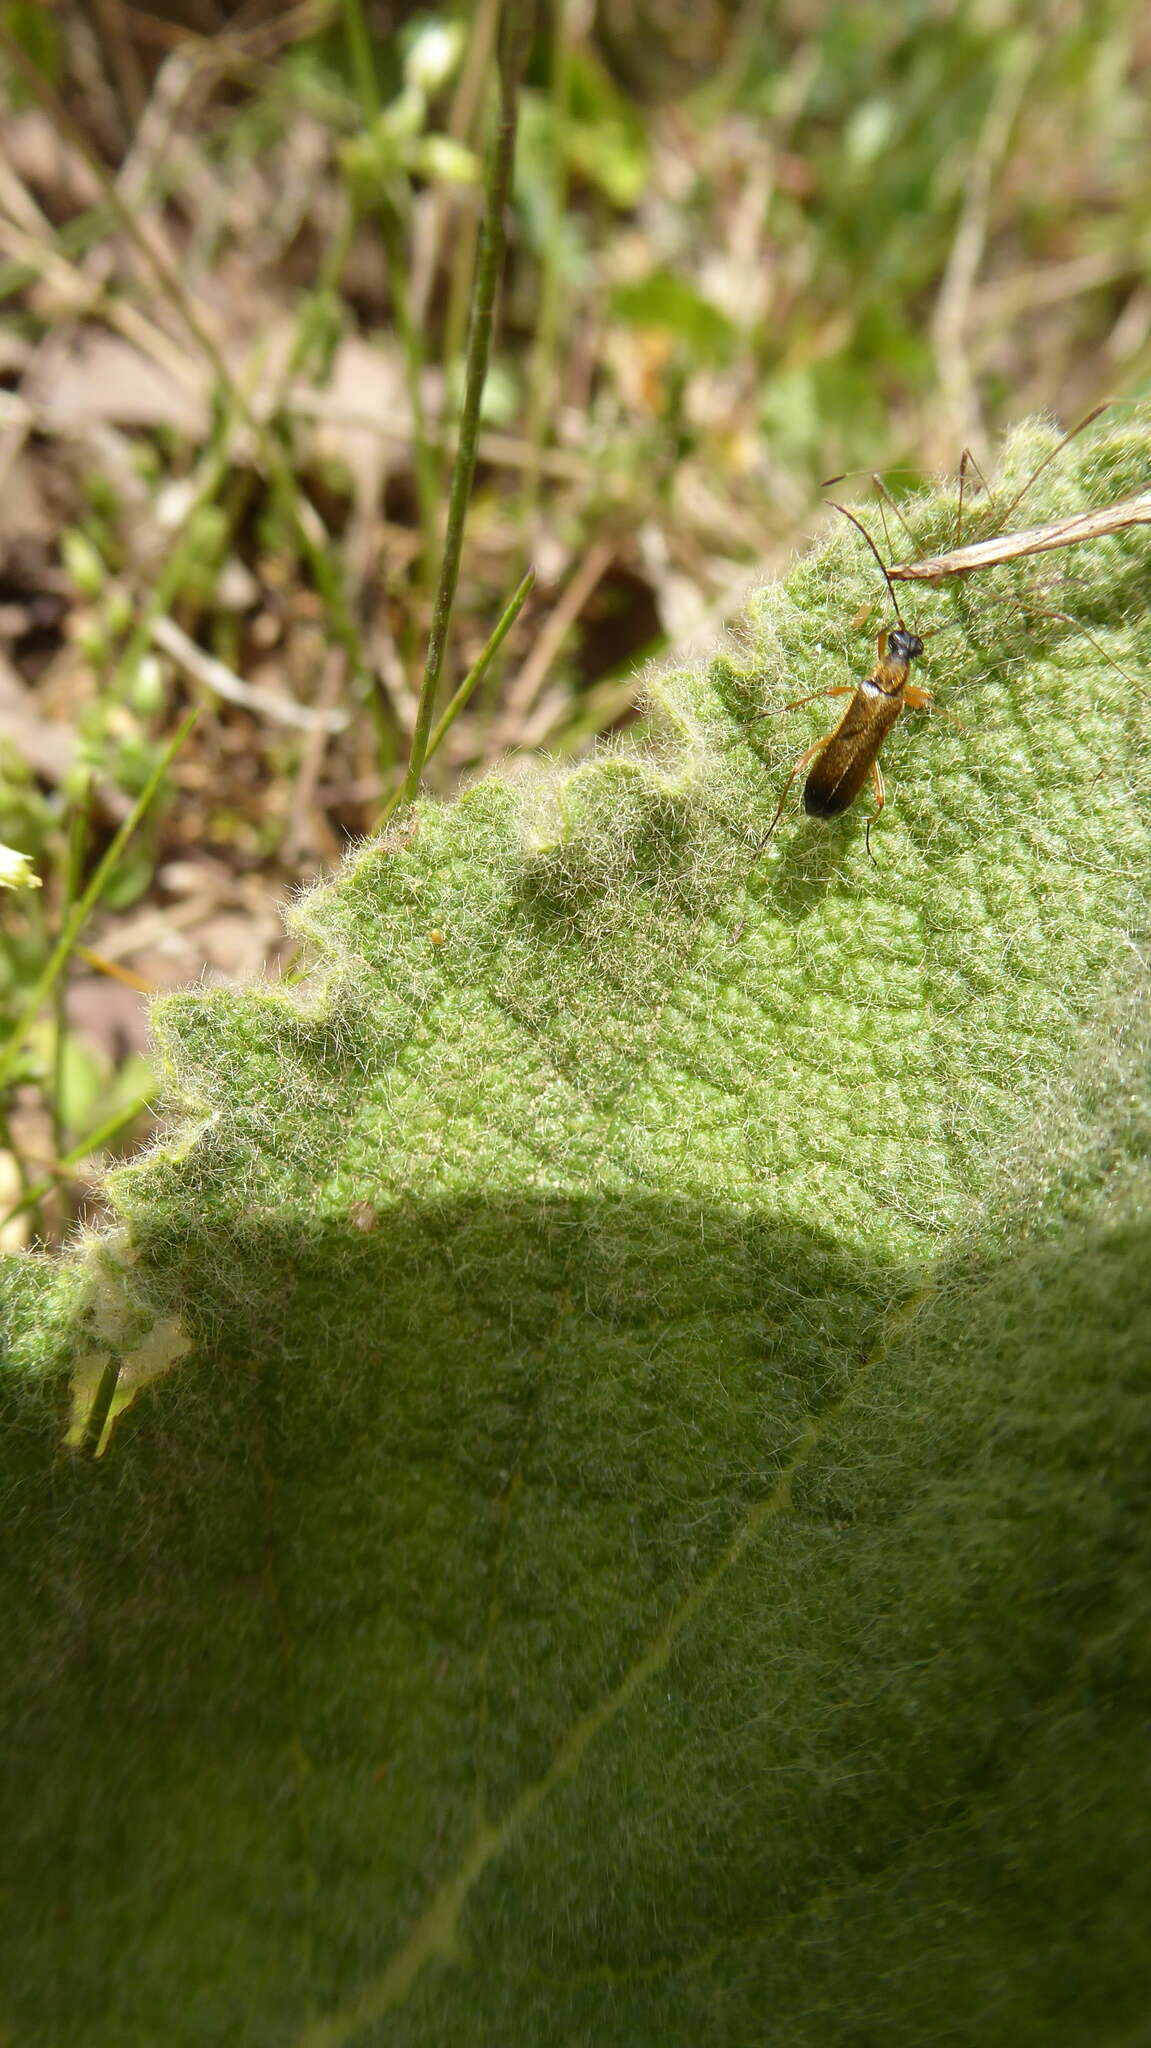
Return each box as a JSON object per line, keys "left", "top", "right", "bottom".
{"left": 891, "top": 491, "right": 1151, "bottom": 583}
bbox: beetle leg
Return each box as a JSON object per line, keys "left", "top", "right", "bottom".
{"left": 758, "top": 737, "right": 831, "bottom": 850}
{"left": 752, "top": 685, "right": 855, "bottom": 722}
{"left": 864, "top": 759, "right": 887, "bottom": 865}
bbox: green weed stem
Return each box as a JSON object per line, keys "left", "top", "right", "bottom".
{"left": 340, "top": 0, "right": 439, "bottom": 573}
{"left": 339, "top": 0, "right": 379, "bottom": 115}
{"left": 441, "top": 0, "right": 501, "bottom": 379}
{"left": 400, "top": 0, "right": 531, "bottom": 807}
{"left": 376, "top": 566, "right": 534, "bottom": 827}
{"left": 519, "top": 1, "right": 571, "bottom": 549}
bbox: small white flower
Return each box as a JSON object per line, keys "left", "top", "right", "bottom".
{"left": 0, "top": 843, "right": 41, "bottom": 890}
{"left": 404, "top": 22, "right": 463, "bottom": 95}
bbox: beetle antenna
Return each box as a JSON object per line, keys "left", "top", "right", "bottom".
{"left": 996, "top": 401, "right": 1110, "bottom": 527}
{"left": 829, "top": 502, "right": 906, "bottom": 627}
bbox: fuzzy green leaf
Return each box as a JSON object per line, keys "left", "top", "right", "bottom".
{"left": 1, "top": 419, "right": 1149, "bottom": 2045}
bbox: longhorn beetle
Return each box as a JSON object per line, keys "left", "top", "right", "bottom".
{"left": 760, "top": 506, "right": 952, "bottom": 862}
{"left": 759, "top": 402, "right": 1142, "bottom": 859}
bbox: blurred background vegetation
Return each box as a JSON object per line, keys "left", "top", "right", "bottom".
{"left": 0, "top": 0, "right": 1147, "bottom": 1244}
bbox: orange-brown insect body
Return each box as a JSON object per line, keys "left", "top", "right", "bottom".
{"left": 803, "top": 625, "right": 924, "bottom": 818}
{"left": 760, "top": 404, "right": 1128, "bottom": 863}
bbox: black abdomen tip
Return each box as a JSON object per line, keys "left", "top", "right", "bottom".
{"left": 803, "top": 785, "right": 849, "bottom": 819}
